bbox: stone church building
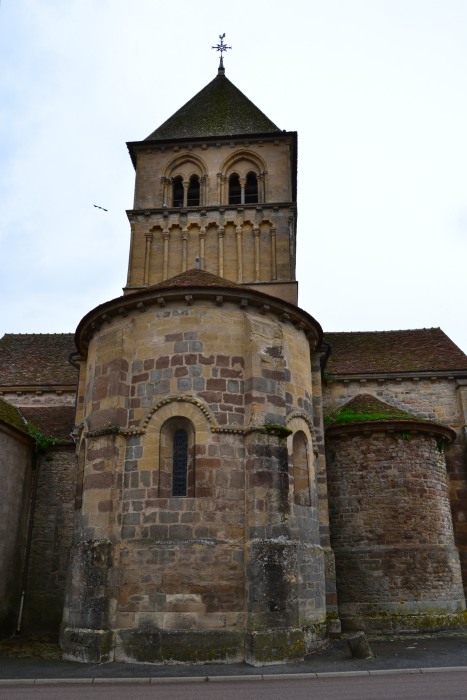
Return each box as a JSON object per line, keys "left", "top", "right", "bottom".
{"left": 1, "top": 60, "right": 467, "bottom": 666}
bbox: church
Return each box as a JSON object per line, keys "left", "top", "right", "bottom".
{"left": 1, "top": 48, "right": 467, "bottom": 666}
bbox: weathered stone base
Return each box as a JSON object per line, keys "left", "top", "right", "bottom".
{"left": 116, "top": 629, "right": 244, "bottom": 664}
{"left": 339, "top": 605, "right": 467, "bottom": 634}
{"left": 303, "top": 622, "right": 329, "bottom": 652}
{"left": 246, "top": 628, "right": 304, "bottom": 666}
{"left": 60, "top": 624, "right": 329, "bottom": 665}
{"left": 60, "top": 625, "right": 114, "bottom": 663}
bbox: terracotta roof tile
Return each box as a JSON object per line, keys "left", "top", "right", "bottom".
{"left": 324, "top": 328, "right": 467, "bottom": 375}
{"left": 21, "top": 406, "right": 75, "bottom": 442}
{"left": 147, "top": 268, "right": 243, "bottom": 291}
{"left": 0, "top": 334, "right": 78, "bottom": 387}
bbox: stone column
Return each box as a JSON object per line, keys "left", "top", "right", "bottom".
{"left": 236, "top": 225, "right": 243, "bottom": 283}
{"left": 143, "top": 232, "right": 152, "bottom": 286}
{"left": 200, "top": 176, "right": 206, "bottom": 207}
{"left": 218, "top": 227, "right": 224, "bottom": 277}
{"left": 162, "top": 230, "right": 169, "bottom": 280}
{"left": 217, "top": 173, "right": 223, "bottom": 205}
{"left": 240, "top": 177, "right": 246, "bottom": 205}
{"left": 160, "top": 177, "right": 167, "bottom": 207}
{"left": 271, "top": 226, "right": 277, "bottom": 280}
{"left": 182, "top": 229, "right": 188, "bottom": 272}
{"left": 254, "top": 226, "right": 260, "bottom": 281}
{"left": 199, "top": 227, "right": 206, "bottom": 270}
{"left": 126, "top": 223, "right": 136, "bottom": 287}
{"left": 258, "top": 174, "right": 264, "bottom": 204}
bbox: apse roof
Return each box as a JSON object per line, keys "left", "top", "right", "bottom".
{"left": 324, "top": 328, "right": 467, "bottom": 375}
{"left": 145, "top": 71, "right": 281, "bottom": 141}
{"left": 147, "top": 268, "right": 243, "bottom": 291}
{"left": 325, "top": 392, "right": 456, "bottom": 441}
{"left": 326, "top": 393, "right": 423, "bottom": 425}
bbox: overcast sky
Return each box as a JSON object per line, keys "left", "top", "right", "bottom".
{"left": 1, "top": 0, "right": 466, "bottom": 354}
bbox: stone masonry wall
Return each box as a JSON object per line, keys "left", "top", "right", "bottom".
{"left": 326, "top": 428, "right": 466, "bottom": 632}
{"left": 62, "top": 296, "right": 327, "bottom": 664}
{"left": 323, "top": 377, "right": 467, "bottom": 595}
{"left": 127, "top": 135, "right": 296, "bottom": 293}
{"left": 23, "top": 446, "right": 77, "bottom": 633}
{"left": 0, "top": 426, "right": 33, "bottom": 635}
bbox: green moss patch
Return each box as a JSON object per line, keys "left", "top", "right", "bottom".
{"left": 325, "top": 394, "right": 425, "bottom": 428}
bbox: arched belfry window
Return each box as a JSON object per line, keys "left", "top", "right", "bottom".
{"left": 292, "top": 431, "right": 311, "bottom": 506}
{"left": 187, "top": 175, "right": 200, "bottom": 207}
{"left": 173, "top": 176, "right": 184, "bottom": 207}
{"left": 245, "top": 172, "right": 258, "bottom": 204}
{"left": 159, "top": 417, "right": 195, "bottom": 497}
{"left": 228, "top": 173, "right": 241, "bottom": 205}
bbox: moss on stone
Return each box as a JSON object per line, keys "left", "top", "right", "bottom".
{"left": 120, "top": 629, "right": 243, "bottom": 664}
{"left": 0, "top": 397, "right": 28, "bottom": 435}
{"left": 263, "top": 423, "right": 293, "bottom": 438}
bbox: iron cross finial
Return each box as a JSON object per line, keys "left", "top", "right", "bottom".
{"left": 212, "top": 33, "right": 232, "bottom": 56}
{"left": 212, "top": 33, "right": 231, "bottom": 73}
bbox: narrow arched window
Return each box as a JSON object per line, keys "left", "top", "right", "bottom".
{"left": 245, "top": 172, "right": 258, "bottom": 204}
{"left": 159, "top": 417, "right": 195, "bottom": 498}
{"left": 228, "top": 173, "right": 241, "bottom": 205}
{"left": 172, "top": 429, "right": 188, "bottom": 496}
{"left": 173, "top": 176, "right": 184, "bottom": 207}
{"left": 187, "top": 175, "right": 200, "bottom": 206}
{"left": 293, "top": 431, "right": 311, "bottom": 506}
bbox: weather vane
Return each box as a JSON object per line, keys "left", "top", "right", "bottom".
{"left": 212, "top": 33, "right": 231, "bottom": 72}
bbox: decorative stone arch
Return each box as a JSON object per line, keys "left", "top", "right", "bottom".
{"left": 164, "top": 153, "right": 208, "bottom": 180}
{"left": 163, "top": 154, "right": 208, "bottom": 208}
{"left": 141, "top": 396, "right": 216, "bottom": 498}
{"left": 141, "top": 394, "right": 218, "bottom": 433}
{"left": 220, "top": 149, "right": 267, "bottom": 179}
{"left": 220, "top": 150, "right": 267, "bottom": 205}
{"left": 286, "top": 413, "right": 317, "bottom": 507}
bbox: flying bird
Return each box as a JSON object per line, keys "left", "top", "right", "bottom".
{"left": 93, "top": 204, "right": 108, "bottom": 211}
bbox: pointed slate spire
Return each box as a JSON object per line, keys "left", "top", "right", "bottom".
{"left": 145, "top": 71, "right": 280, "bottom": 141}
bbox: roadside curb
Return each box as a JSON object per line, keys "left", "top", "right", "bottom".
{"left": 1, "top": 666, "right": 467, "bottom": 685}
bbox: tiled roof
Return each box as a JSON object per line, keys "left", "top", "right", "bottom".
{"left": 324, "top": 328, "right": 467, "bottom": 375}
{"left": 0, "top": 397, "right": 29, "bottom": 435}
{"left": 326, "top": 393, "right": 421, "bottom": 425}
{"left": 147, "top": 268, "right": 243, "bottom": 291}
{"left": 0, "top": 334, "right": 78, "bottom": 387}
{"left": 325, "top": 392, "right": 456, "bottom": 441}
{"left": 21, "top": 406, "right": 75, "bottom": 442}
{"left": 145, "top": 72, "right": 280, "bottom": 141}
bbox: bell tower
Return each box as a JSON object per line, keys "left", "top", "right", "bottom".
{"left": 125, "top": 51, "right": 298, "bottom": 305}
{"left": 61, "top": 41, "right": 330, "bottom": 666}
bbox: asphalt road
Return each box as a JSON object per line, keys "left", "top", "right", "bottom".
{"left": 2, "top": 672, "right": 467, "bottom": 700}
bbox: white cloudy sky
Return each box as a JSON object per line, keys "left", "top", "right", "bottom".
{"left": 1, "top": 0, "right": 466, "bottom": 353}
